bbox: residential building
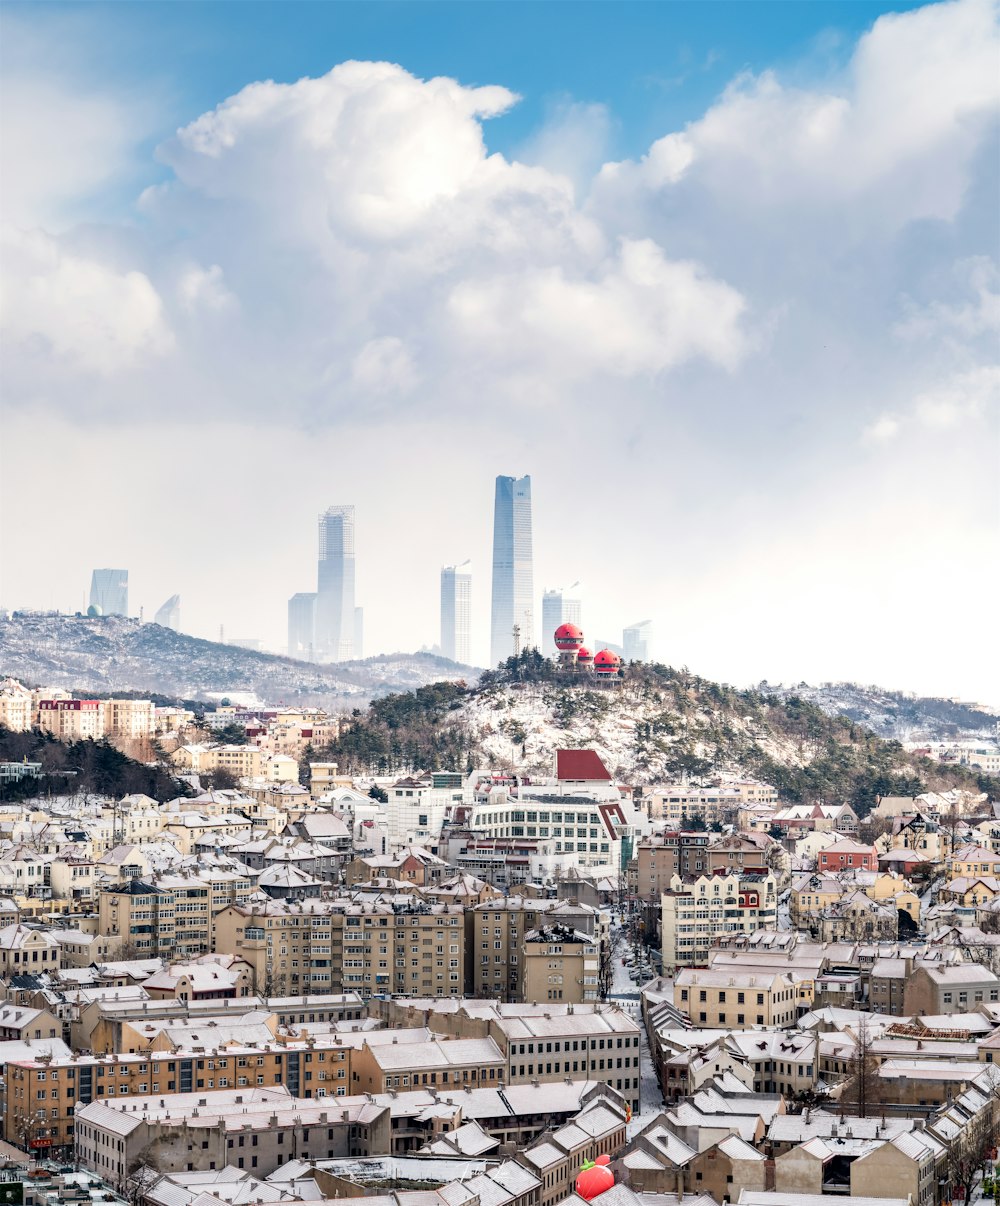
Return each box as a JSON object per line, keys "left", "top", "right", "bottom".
{"left": 36, "top": 698, "right": 106, "bottom": 741}
{"left": 469, "top": 895, "right": 604, "bottom": 1002}
{"left": 490, "top": 474, "right": 533, "bottom": 666}
{"left": 660, "top": 871, "right": 778, "bottom": 973}
{"left": 637, "top": 834, "right": 712, "bottom": 900}
{"left": 817, "top": 840, "right": 878, "bottom": 873}
{"left": 214, "top": 898, "right": 466, "bottom": 998}
{"left": 674, "top": 968, "right": 799, "bottom": 1029}
{"left": 903, "top": 963, "right": 1000, "bottom": 1015}
{"left": 521, "top": 923, "right": 600, "bottom": 1004}
{"left": 441, "top": 562, "right": 472, "bottom": 664}
{"left": 0, "top": 678, "right": 32, "bottom": 731}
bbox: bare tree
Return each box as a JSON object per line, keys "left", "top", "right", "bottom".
{"left": 941, "top": 1106, "right": 995, "bottom": 1204}
{"left": 839, "top": 1016, "right": 881, "bottom": 1119}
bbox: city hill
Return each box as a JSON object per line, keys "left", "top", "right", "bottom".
{"left": 317, "top": 650, "right": 990, "bottom": 813}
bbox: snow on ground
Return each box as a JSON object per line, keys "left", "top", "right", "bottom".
{"left": 460, "top": 681, "right": 816, "bottom": 784}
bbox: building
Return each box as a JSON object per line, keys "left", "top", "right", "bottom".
{"left": 74, "top": 1087, "right": 388, "bottom": 1185}
{"left": 214, "top": 898, "right": 466, "bottom": 998}
{"left": 36, "top": 698, "right": 106, "bottom": 740}
{"left": 817, "top": 840, "right": 878, "bottom": 872}
{"left": 674, "top": 968, "right": 799, "bottom": 1028}
{"left": 522, "top": 923, "right": 600, "bottom": 1004}
{"left": 89, "top": 568, "right": 128, "bottom": 616}
{"left": 105, "top": 698, "right": 156, "bottom": 740}
{"left": 287, "top": 591, "right": 316, "bottom": 660}
{"left": 637, "top": 834, "right": 712, "bottom": 899}
{"left": 441, "top": 562, "right": 472, "bottom": 664}
{"left": 316, "top": 505, "right": 357, "bottom": 662}
{"left": 622, "top": 620, "right": 652, "bottom": 662}
{"left": 542, "top": 586, "right": 582, "bottom": 648}
{"left": 0, "top": 678, "right": 32, "bottom": 731}
{"left": 660, "top": 871, "right": 779, "bottom": 973}
{"left": 154, "top": 594, "right": 181, "bottom": 630}
{"left": 469, "top": 896, "right": 605, "bottom": 1002}
{"left": 490, "top": 474, "right": 533, "bottom": 667}
{"left": 903, "top": 963, "right": 1000, "bottom": 1015}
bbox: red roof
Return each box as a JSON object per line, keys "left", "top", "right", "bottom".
{"left": 556, "top": 749, "right": 612, "bottom": 781}
{"left": 593, "top": 649, "right": 621, "bottom": 667}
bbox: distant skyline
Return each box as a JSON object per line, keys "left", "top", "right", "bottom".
{"left": 1, "top": 0, "right": 996, "bottom": 700}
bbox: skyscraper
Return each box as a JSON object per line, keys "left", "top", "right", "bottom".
{"left": 623, "top": 620, "right": 653, "bottom": 662}
{"left": 542, "top": 583, "right": 582, "bottom": 647}
{"left": 315, "top": 506, "right": 356, "bottom": 662}
{"left": 89, "top": 569, "right": 128, "bottom": 617}
{"left": 287, "top": 592, "right": 316, "bottom": 660}
{"left": 490, "top": 475, "right": 533, "bottom": 667}
{"left": 441, "top": 562, "right": 472, "bottom": 664}
{"left": 154, "top": 595, "right": 181, "bottom": 631}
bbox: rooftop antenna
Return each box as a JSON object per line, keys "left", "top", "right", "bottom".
{"left": 219, "top": 625, "right": 225, "bottom": 645}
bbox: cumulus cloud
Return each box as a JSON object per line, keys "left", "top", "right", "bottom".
{"left": 0, "top": 227, "right": 172, "bottom": 376}
{"left": 1, "top": 0, "right": 997, "bottom": 696}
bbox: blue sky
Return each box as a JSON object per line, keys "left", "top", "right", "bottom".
{"left": 1, "top": 0, "right": 997, "bottom": 698}
{"left": 7, "top": 1, "right": 927, "bottom": 164}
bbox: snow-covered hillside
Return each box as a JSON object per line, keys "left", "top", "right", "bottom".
{"left": 760, "top": 681, "right": 997, "bottom": 741}
{"left": 0, "top": 613, "right": 479, "bottom": 706}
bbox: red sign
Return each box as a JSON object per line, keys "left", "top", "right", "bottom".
{"left": 29, "top": 1138, "right": 51, "bottom": 1148}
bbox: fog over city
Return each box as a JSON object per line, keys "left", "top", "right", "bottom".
{"left": 1, "top": 0, "right": 997, "bottom": 699}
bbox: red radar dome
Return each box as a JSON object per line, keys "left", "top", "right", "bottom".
{"left": 554, "top": 623, "right": 584, "bottom": 651}
{"left": 593, "top": 649, "right": 622, "bottom": 675}
{"left": 577, "top": 646, "right": 593, "bottom": 662}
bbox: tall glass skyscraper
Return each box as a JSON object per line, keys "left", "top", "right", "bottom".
{"left": 287, "top": 592, "right": 317, "bottom": 660}
{"left": 623, "top": 620, "right": 653, "bottom": 661}
{"left": 490, "top": 475, "right": 533, "bottom": 667}
{"left": 316, "top": 506, "right": 356, "bottom": 662}
{"left": 154, "top": 594, "right": 181, "bottom": 631}
{"left": 542, "top": 584, "right": 582, "bottom": 647}
{"left": 440, "top": 562, "right": 472, "bottom": 664}
{"left": 89, "top": 569, "right": 129, "bottom": 616}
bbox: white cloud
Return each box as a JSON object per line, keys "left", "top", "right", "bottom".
{"left": 1, "top": 0, "right": 998, "bottom": 698}
{"left": 0, "top": 227, "right": 172, "bottom": 376}
{"left": 862, "top": 414, "right": 902, "bottom": 444}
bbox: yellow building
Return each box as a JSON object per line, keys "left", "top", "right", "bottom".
{"left": 0, "top": 679, "right": 32, "bottom": 731}
{"left": 674, "top": 967, "right": 799, "bottom": 1028}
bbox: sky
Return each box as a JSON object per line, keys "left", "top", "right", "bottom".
{"left": 0, "top": 0, "right": 998, "bottom": 702}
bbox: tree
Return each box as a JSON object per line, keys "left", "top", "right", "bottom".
{"left": 941, "top": 1099, "right": 996, "bottom": 1204}
{"left": 368, "top": 784, "right": 388, "bottom": 804}
{"left": 839, "top": 1017, "right": 881, "bottom": 1118}
{"left": 212, "top": 722, "right": 247, "bottom": 745}
{"left": 204, "top": 767, "right": 239, "bottom": 791}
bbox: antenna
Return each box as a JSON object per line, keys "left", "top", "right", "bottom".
{"left": 512, "top": 624, "right": 521, "bottom": 657}
{"left": 219, "top": 625, "right": 225, "bottom": 645}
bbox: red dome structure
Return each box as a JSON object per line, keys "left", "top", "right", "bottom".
{"left": 593, "top": 649, "right": 622, "bottom": 675}
{"left": 577, "top": 646, "right": 593, "bottom": 665}
{"left": 553, "top": 623, "right": 584, "bottom": 652}
{"left": 575, "top": 1158, "right": 614, "bottom": 1201}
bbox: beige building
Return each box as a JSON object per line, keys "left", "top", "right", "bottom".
{"left": 215, "top": 898, "right": 465, "bottom": 998}
{"left": 469, "top": 896, "right": 604, "bottom": 1002}
{"left": 36, "top": 698, "right": 105, "bottom": 740}
{"left": 0, "top": 679, "right": 33, "bottom": 731}
{"left": 104, "top": 698, "right": 156, "bottom": 740}
{"left": 98, "top": 867, "right": 254, "bottom": 959}
{"left": 675, "top": 967, "right": 798, "bottom": 1029}
{"left": 521, "top": 923, "right": 600, "bottom": 1004}
{"left": 661, "top": 871, "right": 778, "bottom": 973}
{"left": 903, "top": 963, "right": 1000, "bottom": 1015}
{"left": 0, "top": 923, "right": 61, "bottom": 978}
{"left": 171, "top": 744, "right": 264, "bottom": 780}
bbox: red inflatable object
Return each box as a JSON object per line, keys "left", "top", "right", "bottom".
{"left": 575, "top": 1160, "right": 614, "bottom": 1200}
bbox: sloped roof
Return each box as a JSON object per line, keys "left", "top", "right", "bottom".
{"left": 556, "top": 750, "right": 612, "bottom": 782}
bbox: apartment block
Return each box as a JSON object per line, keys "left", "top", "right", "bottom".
{"left": 469, "top": 896, "right": 604, "bottom": 1002}
{"left": 674, "top": 968, "right": 799, "bottom": 1028}
{"left": 215, "top": 899, "right": 465, "bottom": 998}
{"left": 637, "top": 834, "right": 711, "bottom": 901}
{"left": 661, "top": 871, "right": 778, "bottom": 973}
